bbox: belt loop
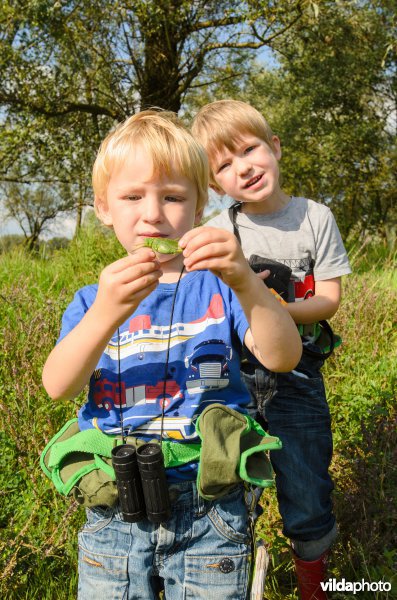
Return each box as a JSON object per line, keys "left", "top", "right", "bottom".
{"left": 192, "top": 481, "right": 206, "bottom": 515}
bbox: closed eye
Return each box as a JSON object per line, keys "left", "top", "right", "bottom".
{"left": 217, "top": 162, "right": 230, "bottom": 173}
{"left": 165, "top": 195, "right": 185, "bottom": 202}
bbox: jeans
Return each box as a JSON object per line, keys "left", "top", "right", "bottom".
{"left": 78, "top": 482, "right": 252, "bottom": 599}
{"left": 241, "top": 345, "right": 336, "bottom": 558}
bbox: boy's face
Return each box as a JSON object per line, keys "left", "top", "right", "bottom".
{"left": 211, "top": 134, "right": 282, "bottom": 209}
{"left": 97, "top": 145, "right": 202, "bottom": 271}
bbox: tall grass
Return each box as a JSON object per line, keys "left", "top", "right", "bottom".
{"left": 0, "top": 231, "right": 395, "bottom": 599}
{"left": 0, "top": 227, "right": 123, "bottom": 599}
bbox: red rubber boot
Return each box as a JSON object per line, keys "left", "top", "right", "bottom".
{"left": 293, "top": 551, "right": 329, "bottom": 600}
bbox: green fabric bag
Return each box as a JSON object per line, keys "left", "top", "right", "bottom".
{"left": 195, "top": 404, "right": 282, "bottom": 500}
{"left": 40, "top": 419, "right": 119, "bottom": 507}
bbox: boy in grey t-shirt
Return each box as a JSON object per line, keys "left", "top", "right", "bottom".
{"left": 192, "top": 100, "right": 351, "bottom": 600}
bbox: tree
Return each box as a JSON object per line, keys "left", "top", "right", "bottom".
{"left": 1, "top": 0, "right": 314, "bottom": 236}
{"left": 0, "top": 1, "right": 309, "bottom": 116}
{"left": 2, "top": 182, "right": 75, "bottom": 250}
{"left": 0, "top": 113, "right": 95, "bottom": 245}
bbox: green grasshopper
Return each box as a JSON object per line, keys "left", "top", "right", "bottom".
{"left": 142, "top": 237, "right": 182, "bottom": 254}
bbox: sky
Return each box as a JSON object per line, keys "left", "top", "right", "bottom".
{"left": 1, "top": 210, "right": 77, "bottom": 239}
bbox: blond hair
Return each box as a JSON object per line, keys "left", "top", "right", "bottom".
{"left": 191, "top": 100, "right": 275, "bottom": 187}
{"left": 92, "top": 109, "right": 209, "bottom": 217}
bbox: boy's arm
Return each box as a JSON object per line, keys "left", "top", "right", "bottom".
{"left": 285, "top": 278, "right": 342, "bottom": 324}
{"left": 180, "top": 227, "right": 302, "bottom": 372}
{"left": 235, "top": 276, "right": 302, "bottom": 372}
{"left": 42, "top": 249, "right": 162, "bottom": 400}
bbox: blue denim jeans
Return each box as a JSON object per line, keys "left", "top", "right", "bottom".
{"left": 77, "top": 482, "right": 252, "bottom": 599}
{"left": 241, "top": 345, "right": 336, "bottom": 558}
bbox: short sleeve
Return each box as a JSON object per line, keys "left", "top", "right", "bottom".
{"left": 57, "top": 285, "right": 97, "bottom": 343}
{"left": 311, "top": 206, "right": 352, "bottom": 281}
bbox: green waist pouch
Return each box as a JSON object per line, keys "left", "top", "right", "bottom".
{"left": 196, "top": 404, "right": 282, "bottom": 500}
{"left": 40, "top": 405, "right": 282, "bottom": 507}
{"left": 40, "top": 419, "right": 118, "bottom": 507}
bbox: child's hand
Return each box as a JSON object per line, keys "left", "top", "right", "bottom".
{"left": 179, "top": 226, "right": 252, "bottom": 292}
{"left": 94, "top": 248, "right": 162, "bottom": 326}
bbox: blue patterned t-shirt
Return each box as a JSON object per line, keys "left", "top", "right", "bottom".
{"left": 58, "top": 270, "right": 251, "bottom": 480}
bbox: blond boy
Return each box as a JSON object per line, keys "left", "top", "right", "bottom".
{"left": 42, "top": 110, "right": 301, "bottom": 599}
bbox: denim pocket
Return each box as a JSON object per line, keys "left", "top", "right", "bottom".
{"left": 207, "top": 487, "right": 249, "bottom": 544}
{"left": 78, "top": 541, "right": 129, "bottom": 599}
{"left": 81, "top": 506, "right": 114, "bottom": 534}
{"left": 241, "top": 367, "right": 277, "bottom": 416}
{"left": 78, "top": 507, "right": 128, "bottom": 582}
{"left": 184, "top": 551, "right": 250, "bottom": 600}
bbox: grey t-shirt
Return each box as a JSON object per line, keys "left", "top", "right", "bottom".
{"left": 207, "top": 197, "right": 351, "bottom": 291}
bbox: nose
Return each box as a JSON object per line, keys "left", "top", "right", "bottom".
{"left": 236, "top": 157, "right": 252, "bottom": 177}
{"left": 143, "top": 196, "right": 163, "bottom": 223}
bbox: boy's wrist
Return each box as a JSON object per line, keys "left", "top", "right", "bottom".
{"left": 88, "top": 301, "right": 122, "bottom": 338}
{"left": 233, "top": 268, "right": 274, "bottom": 301}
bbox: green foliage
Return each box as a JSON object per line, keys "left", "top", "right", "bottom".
{"left": 0, "top": 0, "right": 308, "bottom": 242}
{"left": 2, "top": 1, "right": 395, "bottom": 245}
{"left": 242, "top": 0, "right": 396, "bottom": 244}
{"left": 0, "top": 0, "right": 305, "bottom": 115}
{"left": 2, "top": 183, "right": 76, "bottom": 250}
{"left": 0, "top": 234, "right": 25, "bottom": 254}
{"left": 0, "top": 231, "right": 395, "bottom": 598}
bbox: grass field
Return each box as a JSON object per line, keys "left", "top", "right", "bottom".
{"left": 0, "top": 229, "right": 395, "bottom": 599}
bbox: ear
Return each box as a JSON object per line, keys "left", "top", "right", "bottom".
{"left": 209, "top": 183, "right": 224, "bottom": 196}
{"left": 95, "top": 197, "right": 113, "bottom": 227}
{"left": 271, "top": 136, "right": 282, "bottom": 160}
{"left": 194, "top": 208, "right": 204, "bottom": 226}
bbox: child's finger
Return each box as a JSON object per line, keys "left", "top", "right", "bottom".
{"left": 181, "top": 229, "right": 227, "bottom": 258}
{"left": 124, "top": 269, "right": 162, "bottom": 297}
{"left": 183, "top": 241, "right": 226, "bottom": 269}
{"left": 178, "top": 226, "right": 204, "bottom": 249}
{"left": 257, "top": 269, "right": 271, "bottom": 281}
{"left": 110, "top": 248, "right": 157, "bottom": 272}
{"left": 179, "top": 226, "right": 223, "bottom": 251}
{"left": 117, "top": 260, "right": 162, "bottom": 285}
{"left": 128, "top": 280, "right": 160, "bottom": 303}
{"left": 185, "top": 257, "right": 225, "bottom": 274}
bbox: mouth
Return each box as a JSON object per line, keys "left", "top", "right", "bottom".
{"left": 139, "top": 233, "right": 166, "bottom": 238}
{"left": 243, "top": 174, "right": 263, "bottom": 189}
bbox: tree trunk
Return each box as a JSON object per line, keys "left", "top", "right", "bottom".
{"left": 75, "top": 197, "right": 83, "bottom": 237}
{"left": 140, "top": 39, "right": 182, "bottom": 112}
{"left": 384, "top": 222, "right": 397, "bottom": 251}
{"left": 139, "top": 2, "right": 185, "bottom": 112}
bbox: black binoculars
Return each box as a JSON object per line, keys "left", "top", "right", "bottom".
{"left": 111, "top": 442, "right": 171, "bottom": 523}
